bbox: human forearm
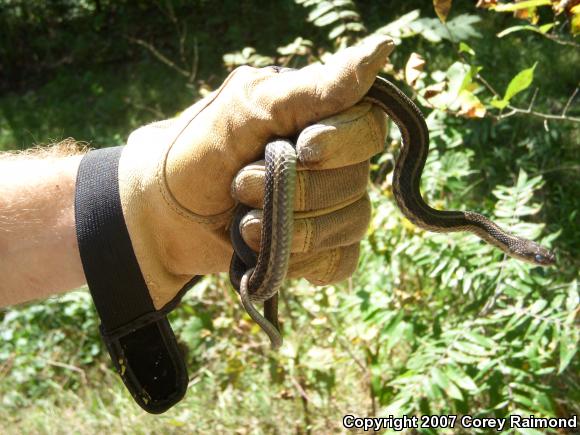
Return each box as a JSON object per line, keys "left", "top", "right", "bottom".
{"left": 0, "top": 144, "right": 86, "bottom": 306}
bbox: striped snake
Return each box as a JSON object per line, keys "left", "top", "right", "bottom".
{"left": 230, "top": 76, "right": 556, "bottom": 348}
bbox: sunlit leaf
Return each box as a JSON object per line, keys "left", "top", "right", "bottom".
{"left": 445, "top": 14, "right": 482, "bottom": 39}
{"left": 571, "top": 4, "right": 580, "bottom": 35}
{"left": 476, "top": 0, "right": 497, "bottom": 8}
{"left": 491, "top": 62, "right": 537, "bottom": 108}
{"left": 458, "top": 90, "right": 486, "bottom": 118}
{"left": 433, "top": 0, "right": 452, "bottom": 23}
{"left": 489, "top": 94, "right": 507, "bottom": 108}
{"left": 494, "top": 0, "right": 551, "bottom": 12}
{"left": 566, "top": 281, "right": 579, "bottom": 312}
{"left": 405, "top": 52, "right": 425, "bottom": 87}
{"left": 459, "top": 41, "right": 475, "bottom": 55}
{"left": 465, "top": 332, "right": 496, "bottom": 349}
{"left": 446, "top": 61, "right": 471, "bottom": 102}
{"left": 346, "top": 22, "right": 366, "bottom": 33}
{"left": 448, "top": 349, "right": 481, "bottom": 364}
{"left": 430, "top": 367, "right": 463, "bottom": 400}
{"left": 374, "top": 9, "right": 421, "bottom": 42}
{"left": 504, "top": 62, "right": 537, "bottom": 101}
{"left": 454, "top": 341, "right": 490, "bottom": 356}
{"left": 423, "top": 376, "right": 443, "bottom": 400}
{"left": 314, "top": 10, "right": 340, "bottom": 26}
{"left": 307, "top": 1, "right": 335, "bottom": 21}
{"left": 423, "top": 82, "right": 446, "bottom": 100}
{"left": 445, "top": 365, "right": 479, "bottom": 392}
{"left": 513, "top": 5, "right": 540, "bottom": 24}
{"left": 497, "top": 23, "right": 554, "bottom": 37}
{"left": 328, "top": 24, "right": 347, "bottom": 39}
{"left": 559, "top": 325, "right": 579, "bottom": 373}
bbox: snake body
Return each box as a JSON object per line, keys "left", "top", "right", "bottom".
{"left": 230, "top": 76, "right": 555, "bottom": 348}
{"left": 230, "top": 139, "right": 296, "bottom": 349}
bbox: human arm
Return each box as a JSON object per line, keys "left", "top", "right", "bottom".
{"left": 0, "top": 143, "right": 86, "bottom": 306}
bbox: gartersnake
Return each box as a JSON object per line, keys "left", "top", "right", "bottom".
{"left": 230, "top": 76, "right": 556, "bottom": 348}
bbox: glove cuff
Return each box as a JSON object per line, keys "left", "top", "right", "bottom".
{"left": 75, "top": 146, "right": 200, "bottom": 413}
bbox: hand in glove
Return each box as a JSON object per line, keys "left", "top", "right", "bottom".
{"left": 120, "top": 36, "right": 394, "bottom": 309}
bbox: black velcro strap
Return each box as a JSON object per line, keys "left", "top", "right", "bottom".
{"left": 75, "top": 146, "right": 195, "bottom": 414}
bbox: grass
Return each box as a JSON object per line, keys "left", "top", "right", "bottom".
{"left": 1, "top": 325, "right": 370, "bottom": 435}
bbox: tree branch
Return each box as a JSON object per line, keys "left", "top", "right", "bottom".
{"left": 497, "top": 105, "right": 580, "bottom": 123}
{"left": 450, "top": 23, "right": 580, "bottom": 124}
{"left": 562, "top": 83, "right": 579, "bottom": 116}
{"left": 475, "top": 72, "right": 580, "bottom": 123}
{"left": 125, "top": 35, "right": 190, "bottom": 78}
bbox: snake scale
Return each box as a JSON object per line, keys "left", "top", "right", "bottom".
{"left": 229, "top": 76, "right": 556, "bottom": 348}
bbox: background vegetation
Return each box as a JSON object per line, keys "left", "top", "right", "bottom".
{"left": 1, "top": 0, "right": 578, "bottom": 433}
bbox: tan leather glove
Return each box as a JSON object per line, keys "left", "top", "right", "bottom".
{"left": 119, "top": 36, "right": 394, "bottom": 310}
{"left": 232, "top": 101, "right": 387, "bottom": 284}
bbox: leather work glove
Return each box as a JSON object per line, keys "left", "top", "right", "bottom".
{"left": 119, "top": 35, "right": 394, "bottom": 310}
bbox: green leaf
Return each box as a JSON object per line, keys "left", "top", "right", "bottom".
{"left": 504, "top": 62, "right": 537, "bottom": 102}
{"left": 338, "top": 10, "right": 360, "bottom": 21}
{"left": 333, "top": 0, "right": 356, "bottom": 7}
{"left": 498, "top": 22, "right": 555, "bottom": 38}
{"left": 445, "top": 14, "right": 482, "bottom": 40}
{"left": 454, "top": 341, "right": 490, "bottom": 356}
{"left": 528, "top": 299, "right": 548, "bottom": 315}
{"left": 448, "top": 349, "right": 481, "bottom": 364}
{"left": 431, "top": 367, "right": 463, "bottom": 400}
{"left": 446, "top": 61, "right": 470, "bottom": 101}
{"left": 491, "top": 96, "right": 509, "bottom": 109}
{"left": 459, "top": 42, "right": 475, "bottom": 56}
{"left": 307, "top": 1, "right": 334, "bottom": 21}
{"left": 314, "top": 11, "right": 340, "bottom": 26}
{"left": 559, "top": 325, "right": 579, "bottom": 373}
{"left": 459, "top": 65, "right": 482, "bottom": 94}
{"left": 445, "top": 365, "right": 479, "bottom": 392}
{"left": 328, "top": 24, "right": 347, "bottom": 39}
{"left": 465, "top": 331, "right": 496, "bottom": 349}
{"left": 512, "top": 393, "right": 535, "bottom": 409}
{"left": 492, "top": 63, "right": 537, "bottom": 109}
{"left": 494, "top": 0, "right": 551, "bottom": 12}
{"left": 423, "top": 375, "right": 443, "bottom": 401}
{"left": 566, "top": 280, "right": 578, "bottom": 312}
{"left": 539, "top": 23, "right": 555, "bottom": 33}
{"left": 346, "top": 22, "right": 366, "bottom": 33}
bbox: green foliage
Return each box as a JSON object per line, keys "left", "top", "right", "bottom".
{"left": 373, "top": 10, "right": 482, "bottom": 44}
{"left": 0, "top": 291, "right": 101, "bottom": 406}
{"left": 296, "top": 0, "right": 366, "bottom": 46}
{"left": 494, "top": 0, "right": 552, "bottom": 13}
{"left": 1, "top": 1, "right": 579, "bottom": 432}
{"left": 491, "top": 63, "right": 538, "bottom": 109}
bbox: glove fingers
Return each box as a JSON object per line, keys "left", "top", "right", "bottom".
{"left": 287, "top": 243, "right": 361, "bottom": 285}
{"left": 239, "top": 194, "right": 371, "bottom": 254}
{"left": 250, "top": 35, "right": 394, "bottom": 135}
{"left": 297, "top": 103, "right": 387, "bottom": 170}
{"left": 232, "top": 160, "right": 369, "bottom": 212}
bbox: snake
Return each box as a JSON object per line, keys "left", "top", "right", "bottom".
{"left": 229, "top": 76, "right": 556, "bottom": 349}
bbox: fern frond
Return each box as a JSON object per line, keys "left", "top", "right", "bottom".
{"left": 295, "top": 0, "right": 366, "bottom": 46}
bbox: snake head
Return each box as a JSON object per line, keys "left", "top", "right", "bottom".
{"left": 516, "top": 241, "right": 556, "bottom": 267}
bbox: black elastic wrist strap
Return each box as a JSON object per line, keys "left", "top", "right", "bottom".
{"left": 75, "top": 146, "right": 199, "bottom": 414}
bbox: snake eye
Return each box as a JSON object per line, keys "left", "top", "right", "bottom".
{"left": 534, "top": 254, "right": 545, "bottom": 263}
